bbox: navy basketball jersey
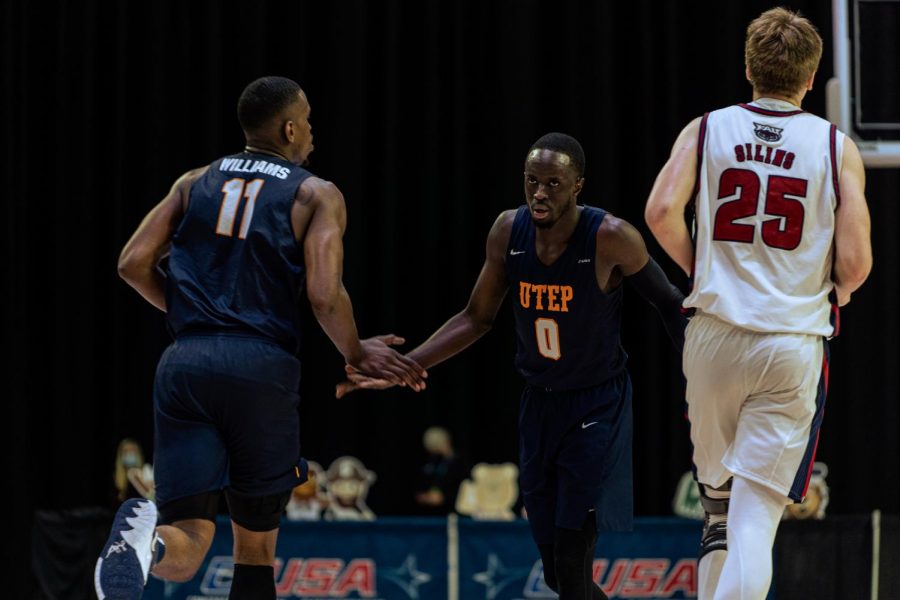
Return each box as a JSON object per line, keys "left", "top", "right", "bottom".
{"left": 165, "top": 151, "right": 314, "bottom": 353}
{"left": 506, "top": 205, "right": 627, "bottom": 389}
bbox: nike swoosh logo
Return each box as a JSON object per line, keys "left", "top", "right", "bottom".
{"left": 509, "top": 250, "right": 525, "bottom": 256}
{"left": 582, "top": 421, "right": 598, "bottom": 429}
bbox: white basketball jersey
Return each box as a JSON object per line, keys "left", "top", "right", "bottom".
{"left": 684, "top": 98, "right": 843, "bottom": 336}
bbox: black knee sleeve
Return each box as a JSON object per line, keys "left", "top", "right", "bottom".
{"left": 538, "top": 544, "right": 558, "bottom": 592}
{"left": 229, "top": 564, "right": 275, "bottom": 600}
{"left": 551, "top": 513, "right": 607, "bottom": 600}
{"left": 159, "top": 491, "right": 220, "bottom": 525}
{"left": 555, "top": 511, "right": 599, "bottom": 554}
{"left": 699, "top": 478, "right": 732, "bottom": 559}
{"left": 225, "top": 488, "right": 291, "bottom": 532}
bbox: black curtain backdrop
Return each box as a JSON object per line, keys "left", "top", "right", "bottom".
{"left": 5, "top": 0, "right": 899, "bottom": 595}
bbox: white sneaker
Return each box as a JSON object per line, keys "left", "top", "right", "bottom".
{"left": 94, "top": 498, "right": 158, "bottom": 599}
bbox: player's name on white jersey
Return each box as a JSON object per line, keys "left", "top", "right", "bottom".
{"left": 734, "top": 143, "right": 796, "bottom": 170}
{"left": 220, "top": 158, "right": 290, "bottom": 180}
{"left": 685, "top": 102, "right": 842, "bottom": 337}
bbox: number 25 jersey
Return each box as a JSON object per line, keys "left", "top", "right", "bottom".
{"left": 685, "top": 99, "right": 843, "bottom": 337}
{"left": 165, "top": 152, "right": 313, "bottom": 353}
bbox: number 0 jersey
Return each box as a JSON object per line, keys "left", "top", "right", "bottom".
{"left": 685, "top": 98, "right": 844, "bottom": 337}
{"left": 506, "top": 205, "right": 627, "bottom": 390}
{"left": 165, "top": 152, "right": 313, "bottom": 353}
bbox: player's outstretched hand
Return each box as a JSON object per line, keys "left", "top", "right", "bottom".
{"left": 335, "top": 365, "right": 396, "bottom": 398}
{"left": 349, "top": 334, "right": 427, "bottom": 392}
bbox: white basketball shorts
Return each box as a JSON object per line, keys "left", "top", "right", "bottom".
{"left": 683, "top": 312, "right": 828, "bottom": 501}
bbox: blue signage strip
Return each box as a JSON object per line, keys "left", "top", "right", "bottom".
{"left": 145, "top": 517, "right": 708, "bottom": 599}
{"left": 457, "top": 518, "right": 703, "bottom": 600}
{"left": 145, "top": 517, "right": 448, "bottom": 600}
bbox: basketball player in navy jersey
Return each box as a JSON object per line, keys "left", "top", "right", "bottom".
{"left": 340, "top": 133, "right": 686, "bottom": 600}
{"left": 646, "top": 9, "right": 871, "bottom": 599}
{"left": 95, "top": 77, "right": 427, "bottom": 600}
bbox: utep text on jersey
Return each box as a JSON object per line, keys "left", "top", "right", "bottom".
{"left": 506, "top": 205, "right": 626, "bottom": 390}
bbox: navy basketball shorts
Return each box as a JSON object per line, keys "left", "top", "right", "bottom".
{"left": 152, "top": 334, "right": 307, "bottom": 516}
{"left": 519, "top": 372, "right": 633, "bottom": 545}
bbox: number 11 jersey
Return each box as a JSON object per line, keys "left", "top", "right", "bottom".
{"left": 685, "top": 98, "right": 843, "bottom": 337}
{"left": 166, "top": 152, "right": 313, "bottom": 353}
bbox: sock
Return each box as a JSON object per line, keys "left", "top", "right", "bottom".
{"left": 713, "top": 476, "right": 786, "bottom": 600}
{"left": 230, "top": 564, "right": 275, "bottom": 600}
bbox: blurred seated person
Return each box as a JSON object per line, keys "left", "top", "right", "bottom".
{"left": 414, "top": 426, "right": 467, "bottom": 515}
{"left": 111, "top": 437, "right": 155, "bottom": 506}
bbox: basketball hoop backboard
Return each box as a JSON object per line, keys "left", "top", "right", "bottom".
{"left": 827, "top": 0, "right": 900, "bottom": 167}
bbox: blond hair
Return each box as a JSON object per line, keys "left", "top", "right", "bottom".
{"left": 745, "top": 7, "right": 823, "bottom": 97}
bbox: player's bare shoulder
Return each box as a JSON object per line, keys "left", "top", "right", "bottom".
{"left": 295, "top": 176, "right": 343, "bottom": 207}
{"left": 291, "top": 176, "right": 346, "bottom": 242}
{"left": 180, "top": 166, "right": 209, "bottom": 182}
{"left": 679, "top": 116, "right": 704, "bottom": 146}
{"left": 597, "top": 214, "right": 645, "bottom": 252}
{"left": 486, "top": 209, "right": 518, "bottom": 261}
{"left": 175, "top": 166, "right": 208, "bottom": 191}
{"left": 493, "top": 209, "right": 517, "bottom": 236}
{"left": 596, "top": 213, "right": 650, "bottom": 279}
{"left": 172, "top": 166, "right": 209, "bottom": 211}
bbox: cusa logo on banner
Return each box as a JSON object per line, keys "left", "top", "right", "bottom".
{"left": 524, "top": 558, "right": 697, "bottom": 598}
{"left": 200, "top": 556, "right": 376, "bottom": 597}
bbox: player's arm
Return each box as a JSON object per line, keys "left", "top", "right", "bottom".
{"left": 300, "top": 177, "right": 427, "bottom": 389}
{"left": 117, "top": 168, "right": 203, "bottom": 311}
{"left": 599, "top": 216, "right": 687, "bottom": 351}
{"left": 405, "top": 210, "right": 515, "bottom": 369}
{"left": 644, "top": 117, "right": 703, "bottom": 276}
{"left": 832, "top": 137, "right": 872, "bottom": 306}
{"left": 336, "top": 210, "right": 513, "bottom": 398}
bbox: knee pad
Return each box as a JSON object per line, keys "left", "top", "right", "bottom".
{"left": 159, "top": 491, "right": 220, "bottom": 525}
{"left": 225, "top": 488, "right": 291, "bottom": 532}
{"left": 699, "top": 478, "right": 731, "bottom": 558}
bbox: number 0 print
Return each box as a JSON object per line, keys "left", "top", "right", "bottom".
{"left": 535, "top": 318, "right": 561, "bottom": 361}
{"left": 216, "top": 178, "right": 265, "bottom": 239}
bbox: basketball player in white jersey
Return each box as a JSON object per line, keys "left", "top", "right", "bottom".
{"left": 644, "top": 8, "right": 871, "bottom": 600}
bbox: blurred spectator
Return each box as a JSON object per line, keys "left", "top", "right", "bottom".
{"left": 111, "top": 437, "right": 155, "bottom": 506}
{"left": 414, "top": 427, "right": 467, "bottom": 515}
